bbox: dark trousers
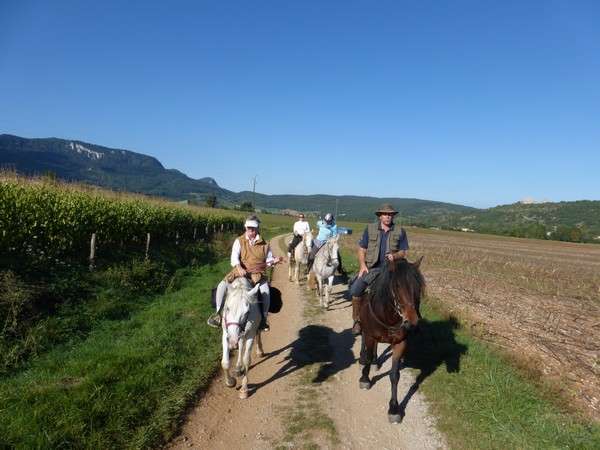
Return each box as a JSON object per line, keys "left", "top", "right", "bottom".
{"left": 288, "top": 234, "right": 303, "bottom": 254}
{"left": 349, "top": 267, "right": 381, "bottom": 297}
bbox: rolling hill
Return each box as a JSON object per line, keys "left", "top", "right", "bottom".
{"left": 1, "top": 133, "right": 598, "bottom": 241}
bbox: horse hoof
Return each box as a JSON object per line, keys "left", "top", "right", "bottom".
{"left": 388, "top": 414, "right": 402, "bottom": 424}
{"left": 256, "top": 350, "right": 265, "bottom": 358}
{"left": 225, "top": 377, "right": 236, "bottom": 388}
{"left": 359, "top": 380, "right": 371, "bottom": 390}
{"left": 239, "top": 389, "right": 248, "bottom": 399}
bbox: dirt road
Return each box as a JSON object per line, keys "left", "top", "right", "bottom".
{"left": 168, "top": 235, "right": 446, "bottom": 449}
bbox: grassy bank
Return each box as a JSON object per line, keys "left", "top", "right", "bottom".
{"left": 0, "top": 215, "right": 294, "bottom": 448}
{"left": 0, "top": 260, "right": 228, "bottom": 449}
{"left": 339, "top": 239, "right": 600, "bottom": 449}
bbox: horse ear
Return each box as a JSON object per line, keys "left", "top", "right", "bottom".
{"left": 414, "top": 256, "right": 424, "bottom": 268}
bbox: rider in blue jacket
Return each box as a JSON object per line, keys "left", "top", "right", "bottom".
{"left": 307, "top": 213, "right": 346, "bottom": 275}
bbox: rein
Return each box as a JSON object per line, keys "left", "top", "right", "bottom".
{"left": 366, "top": 293, "right": 409, "bottom": 334}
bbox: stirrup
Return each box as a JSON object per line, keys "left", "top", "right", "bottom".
{"left": 207, "top": 314, "right": 221, "bottom": 328}
{"left": 352, "top": 320, "right": 362, "bottom": 336}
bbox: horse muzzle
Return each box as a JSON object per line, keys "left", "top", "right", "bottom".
{"left": 228, "top": 337, "right": 239, "bottom": 350}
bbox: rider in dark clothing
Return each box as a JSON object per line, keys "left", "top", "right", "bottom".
{"left": 350, "top": 204, "right": 408, "bottom": 335}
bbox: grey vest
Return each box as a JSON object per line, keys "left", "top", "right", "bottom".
{"left": 365, "top": 223, "right": 405, "bottom": 268}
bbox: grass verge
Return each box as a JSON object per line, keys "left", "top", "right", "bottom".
{"left": 0, "top": 260, "right": 228, "bottom": 449}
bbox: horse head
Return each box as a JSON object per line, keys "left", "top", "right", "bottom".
{"left": 397, "top": 257, "right": 424, "bottom": 328}
{"left": 223, "top": 278, "right": 260, "bottom": 349}
{"left": 325, "top": 235, "right": 340, "bottom": 267}
{"left": 379, "top": 257, "right": 425, "bottom": 330}
{"left": 303, "top": 231, "right": 313, "bottom": 249}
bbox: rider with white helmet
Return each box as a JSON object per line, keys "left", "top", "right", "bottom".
{"left": 306, "top": 213, "right": 345, "bottom": 275}
{"left": 207, "top": 215, "right": 283, "bottom": 331}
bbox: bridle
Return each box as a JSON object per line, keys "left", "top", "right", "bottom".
{"left": 366, "top": 287, "right": 412, "bottom": 334}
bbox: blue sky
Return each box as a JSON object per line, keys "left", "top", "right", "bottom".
{"left": 1, "top": 0, "right": 598, "bottom": 208}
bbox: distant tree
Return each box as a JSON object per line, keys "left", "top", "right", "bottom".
{"left": 205, "top": 194, "right": 217, "bottom": 208}
{"left": 569, "top": 226, "right": 583, "bottom": 243}
{"left": 240, "top": 201, "right": 254, "bottom": 212}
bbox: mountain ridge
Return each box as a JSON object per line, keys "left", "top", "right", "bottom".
{"left": 1, "top": 133, "right": 598, "bottom": 241}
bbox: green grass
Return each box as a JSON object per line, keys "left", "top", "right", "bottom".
{"left": 0, "top": 261, "right": 228, "bottom": 449}
{"left": 340, "top": 248, "right": 600, "bottom": 450}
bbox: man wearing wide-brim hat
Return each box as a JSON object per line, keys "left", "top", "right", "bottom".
{"left": 349, "top": 203, "right": 409, "bottom": 335}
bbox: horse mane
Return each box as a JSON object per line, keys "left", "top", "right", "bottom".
{"left": 369, "top": 259, "right": 425, "bottom": 309}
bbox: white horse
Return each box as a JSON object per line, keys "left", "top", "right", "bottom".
{"left": 310, "top": 236, "right": 339, "bottom": 309}
{"left": 288, "top": 232, "right": 313, "bottom": 283}
{"left": 221, "top": 277, "right": 265, "bottom": 399}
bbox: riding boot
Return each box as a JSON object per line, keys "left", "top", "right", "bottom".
{"left": 351, "top": 296, "right": 363, "bottom": 335}
{"left": 258, "top": 284, "right": 270, "bottom": 332}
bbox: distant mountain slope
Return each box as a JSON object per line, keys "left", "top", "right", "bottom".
{"left": 2, "top": 134, "right": 597, "bottom": 241}
{"left": 0, "top": 134, "right": 232, "bottom": 199}
{"left": 235, "top": 192, "right": 476, "bottom": 222}
{"left": 452, "top": 200, "right": 600, "bottom": 239}
{"left": 0, "top": 134, "right": 475, "bottom": 222}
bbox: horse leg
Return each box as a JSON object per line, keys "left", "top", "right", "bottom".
{"left": 233, "top": 338, "right": 244, "bottom": 377}
{"left": 317, "top": 277, "right": 324, "bottom": 307}
{"left": 295, "top": 262, "right": 300, "bottom": 284}
{"left": 288, "top": 262, "right": 293, "bottom": 281}
{"left": 359, "top": 335, "right": 375, "bottom": 389}
{"left": 239, "top": 335, "right": 254, "bottom": 399}
{"left": 325, "top": 275, "right": 334, "bottom": 309}
{"left": 221, "top": 330, "right": 235, "bottom": 388}
{"left": 388, "top": 341, "right": 407, "bottom": 424}
{"left": 255, "top": 330, "right": 264, "bottom": 358}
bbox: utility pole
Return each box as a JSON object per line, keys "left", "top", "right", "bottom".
{"left": 252, "top": 175, "right": 257, "bottom": 211}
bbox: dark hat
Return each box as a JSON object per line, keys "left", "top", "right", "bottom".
{"left": 375, "top": 203, "right": 398, "bottom": 216}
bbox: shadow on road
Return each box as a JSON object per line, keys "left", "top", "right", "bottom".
{"left": 250, "top": 324, "right": 356, "bottom": 391}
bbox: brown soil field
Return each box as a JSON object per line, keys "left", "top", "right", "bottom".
{"left": 341, "top": 227, "right": 600, "bottom": 421}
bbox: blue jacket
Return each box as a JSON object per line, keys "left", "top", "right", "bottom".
{"left": 315, "top": 220, "right": 338, "bottom": 243}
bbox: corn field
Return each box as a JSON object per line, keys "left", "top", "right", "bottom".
{"left": 0, "top": 175, "right": 243, "bottom": 265}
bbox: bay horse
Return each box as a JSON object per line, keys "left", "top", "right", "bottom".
{"left": 358, "top": 257, "right": 424, "bottom": 423}
{"left": 288, "top": 231, "right": 312, "bottom": 283}
{"left": 310, "top": 236, "right": 339, "bottom": 309}
{"left": 221, "top": 277, "right": 265, "bottom": 399}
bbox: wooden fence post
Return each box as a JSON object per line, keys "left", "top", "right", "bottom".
{"left": 145, "top": 233, "right": 151, "bottom": 260}
{"left": 89, "top": 233, "right": 96, "bottom": 271}
{"left": 193, "top": 227, "right": 197, "bottom": 240}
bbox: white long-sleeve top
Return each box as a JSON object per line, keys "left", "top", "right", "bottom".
{"left": 230, "top": 234, "right": 275, "bottom": 267}
{"left": 293, "top": 220, "right": 311, "bottom": 236}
